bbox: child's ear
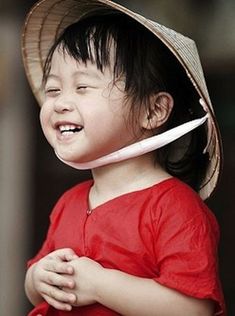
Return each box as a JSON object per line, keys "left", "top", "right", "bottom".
{"left": 142, "top": 92, "right": 174, "bottom": 130}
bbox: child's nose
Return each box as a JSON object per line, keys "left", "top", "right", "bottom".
{"left": 54, "top": 94, "right": 75, "bottom": 113}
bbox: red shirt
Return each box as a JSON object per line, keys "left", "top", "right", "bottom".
{"left": 28, "top": 178, "right": 225, "bottom": 315}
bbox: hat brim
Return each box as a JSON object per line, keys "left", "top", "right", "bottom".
{"left": 21, "top": 0, "right": 223, "bottom": 200}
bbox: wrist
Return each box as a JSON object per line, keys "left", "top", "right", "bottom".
{"left": 93, "top": 267, "right": 126, "bottom": 305}
{"left": 92, "top": 265, "right": 110, "bottom": 304}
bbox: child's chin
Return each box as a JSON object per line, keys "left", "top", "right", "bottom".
{"left": 55, "top": 151, "right": 90, "bottom": 164}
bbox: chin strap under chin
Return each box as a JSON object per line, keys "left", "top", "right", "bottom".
{"left": 55, "top": 112, "right": 209, "bottom": 170}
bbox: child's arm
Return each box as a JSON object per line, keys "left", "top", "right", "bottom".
{"left": 65, "top": 256, "right": 214, "bottom": 316}
{"left": 94, "top": 265, "right": 213, "bottom": 316}
{"left": 25, "top": 248, "right": 78, "bottom": 311}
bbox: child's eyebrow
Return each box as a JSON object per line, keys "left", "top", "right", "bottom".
{"left": 73, "top": 70, "right": 103, "bottom": 80}
{"left": 46, "top": 71, "right": 103, "bottom": 82}
{"left": 45, "top": 73, "right": 60, "bottom": 82}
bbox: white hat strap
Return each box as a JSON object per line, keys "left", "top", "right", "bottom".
{"left": 55, "top": 104, "right": 209, "bottom": 170}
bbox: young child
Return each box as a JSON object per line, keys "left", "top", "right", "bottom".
{"left": 22, "top": 0, "right": 225, "bottom": 315}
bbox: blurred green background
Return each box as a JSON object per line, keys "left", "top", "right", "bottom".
{"left": 0, "top": 0, "right": 234, "bottom": 314}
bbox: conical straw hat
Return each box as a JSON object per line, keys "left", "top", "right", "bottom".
{"left": 21, "top": 0, "right": 223, "bottom": 200}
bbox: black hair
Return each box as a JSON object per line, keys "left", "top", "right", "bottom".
{"left": 43, "top": 9, "right": 209, "bottom": 191}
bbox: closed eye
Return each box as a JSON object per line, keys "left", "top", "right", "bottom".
{"left": 45, "top": 88, "right": 61, "bottom": 97}
{"left": 77, "top": 86, "right": 88, "bottom": 90}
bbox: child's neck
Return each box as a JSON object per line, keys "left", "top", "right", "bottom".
{"left": 89, "top": 153, "right": 171, "bottom": 210}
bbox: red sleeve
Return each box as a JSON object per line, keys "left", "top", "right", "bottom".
{"left": 152, "top": 184, "right": 225, "bottom": 315}
{"left": 27, "top": 193, "right": 66, "bottom": 268}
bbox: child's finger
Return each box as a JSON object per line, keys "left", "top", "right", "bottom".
{"left": 44, "top": 260, "right": 74, "bottom": 274}
{"left": 50, "top": 248, "right": 76, "bottom": 261}
{"left": 42, "top": 270, "right": 75, "bottom": 289}
{"left": 41, "top": 283, "right": 76, "bottom": 303}
{"left": 42, "top": 293, "right": 73, "bottom": 311}
{"left": 64, "top": 253, "right": 79, "bottom": 262}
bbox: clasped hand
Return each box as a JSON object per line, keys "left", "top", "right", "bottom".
{"left": 31, "top": 248, "right": 102, "bottom": 311}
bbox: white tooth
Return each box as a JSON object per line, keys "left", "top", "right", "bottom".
{"left": 58, "top": 124, "right": 82, "bottom": 133}
{"left": 63, "top": 131, "right": 74, "bottom": 135}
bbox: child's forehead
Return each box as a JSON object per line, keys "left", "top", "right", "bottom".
{"left": 48, "top": 47, "right": 116, "bottom": 81}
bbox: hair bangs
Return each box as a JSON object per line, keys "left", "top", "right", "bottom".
{"left": 43, "top": 12, "right": 127, "bottom": 85}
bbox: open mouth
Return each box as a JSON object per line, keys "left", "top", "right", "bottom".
{"left": 58, "top": 124, "right": 83, "bottom": 135}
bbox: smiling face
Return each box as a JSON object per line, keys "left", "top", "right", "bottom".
{"left": 38, "top": 11, "right": 209, "bottom": 191}
{"left": 40, "top": 48, "right": 144, "bottom": 164}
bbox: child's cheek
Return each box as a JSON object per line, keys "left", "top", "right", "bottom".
{"left": 39, "top": 106, "right": 53, "bottom": 144}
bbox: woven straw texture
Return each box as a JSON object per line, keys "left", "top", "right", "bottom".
{"left": 21, "top": 0, "right": 223, "bottom": 200}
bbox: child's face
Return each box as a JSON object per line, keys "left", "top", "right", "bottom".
{"left": 40, "top": 48, "right": 144, "bottom": 164}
